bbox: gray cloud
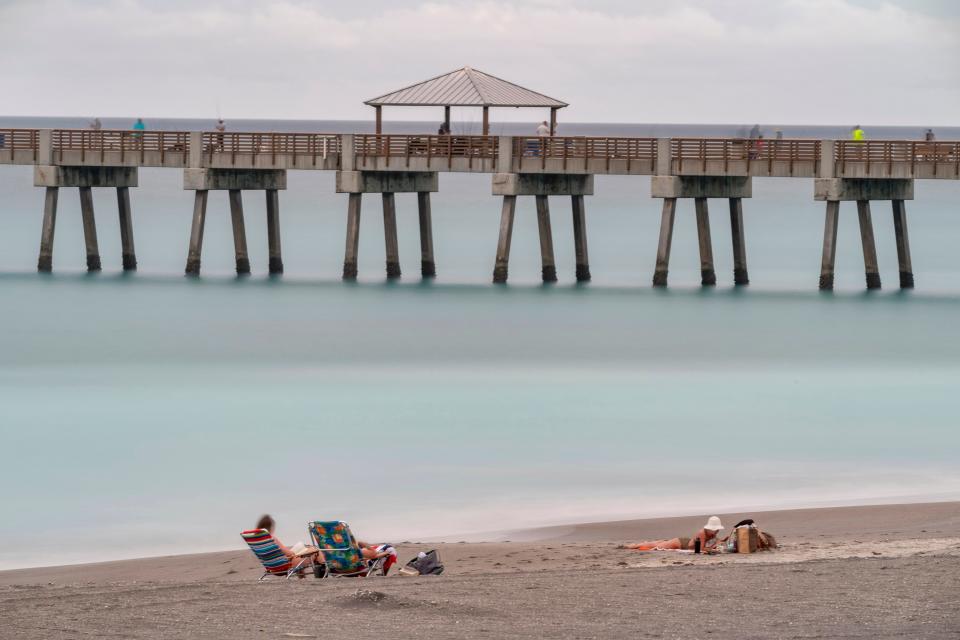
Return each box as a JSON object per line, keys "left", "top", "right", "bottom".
{"left": 0, "top": 0, "right": 957, "bottom": 125}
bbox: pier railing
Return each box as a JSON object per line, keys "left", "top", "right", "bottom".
{"left": 836, "top": 140, "right": 960, "bottom": 178}
{"left": 0, "top": 128, "right": 40, "bottom": 162}
{"left": 672, "top": 138, "right": 821, "bottom": 176}
{"left": 202, "top": 132, "right": 341, "bottom": 167}
{"left": 52, "top": 129, "right": 191, "bottom": 165}
{"left": 3, "top": 128, "right": 959, "bottom": 178}
{"left": 512, "top": 136, "right": 658, "bottom": 173}
{"left": 354, "top": 134, "right": 498, "bottom": 170}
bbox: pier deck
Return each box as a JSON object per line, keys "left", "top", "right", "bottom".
{"left": 2, "top": 129, "right": 958, "bottom": 179}
{"left": 1, "top": 127, "right": 957, "bottom": 288}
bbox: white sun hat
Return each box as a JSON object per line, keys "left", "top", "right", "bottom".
{"left": 704, "top": 516, "right": 724, "bottom": 531}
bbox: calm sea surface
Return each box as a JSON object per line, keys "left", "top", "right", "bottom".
{"left": 1, "top": 118, "right": 959, "bottom": 569}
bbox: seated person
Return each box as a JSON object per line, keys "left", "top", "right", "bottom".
{"left": 256, "top": 514, "right": 319, "bottom": 574}
{"left": 622, "top": 516, "right": 725, "bottom": 552}
{"left": 348, "top": 538, "right": 398, "bottom": 575}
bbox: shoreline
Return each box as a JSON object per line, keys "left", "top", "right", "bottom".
{"left": 2, "top": 501, "right": 958, "bottom": 638}
{"left": 2, "top": 500, "right": 956, "bottom": 581}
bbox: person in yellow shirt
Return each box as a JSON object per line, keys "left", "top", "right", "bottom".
{"left": 852, "top": 125, "right": 865, "bottom": 140}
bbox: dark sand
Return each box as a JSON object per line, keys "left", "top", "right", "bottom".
{"left": 1, "top": 502, "right": 958, "bottom": 639}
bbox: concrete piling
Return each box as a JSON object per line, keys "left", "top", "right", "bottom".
{"left": 535, "top": 195, "right": 557, "bottom": 282}
{"left": 382, "top": 192, "right": 401, "bottom": 279}
{"left": 266, "top": 189, "right": 283, "bottom": 274}
{"left": 819, "top": 200, "right": 840, "bottom": 290}
{"left": 116, "top": 186, "right": 137, "bottom": 271}
{"left": 185, "top": 190, "right": 208, "bottom": 275}
{"left": 653, "top": 197, "right": 677, "bottom": 287}
{"left": 694, "top": 197, "right": 715, "bottom": 286}
{"left": 417, "top": 192, "right": 436, "bottom": 278}
{"left": 343, "top": 193, "right": 362, "bottom": 280}
{"left": 571, "top": 194, "right": 591, "bottom": 282}
{"left": 37, "top": 186, "right": 58, "bottom": 272}
{"left": 228, "top": 189, "right": 250, "bottom": 275}
{"left": 493, "top": 195, "right": 517, "bottom": 283}
{"left": 729, "top": 197, "right": 749, "bottom": 285}
{"left": 892, "top": 199, "right": 914, "bottom": 288}
{"left": 78, "top": 186, "right": 101, "bottom": 272}
{"left": 856, "top": 200, "right": 881, "bottom": 289}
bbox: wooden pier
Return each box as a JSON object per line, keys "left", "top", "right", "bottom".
{"left": 1, "top": 127, "right": 958, "bottom": 289}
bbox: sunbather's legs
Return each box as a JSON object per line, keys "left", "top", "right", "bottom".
{"left": 623, "top": 537, "right": 683, "bottom": 551}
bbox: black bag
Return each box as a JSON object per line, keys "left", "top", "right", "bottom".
{"left": 405, "top": 549, "right": 444, "bottom": 575}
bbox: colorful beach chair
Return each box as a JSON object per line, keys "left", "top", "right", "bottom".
{"left": 307, "top": 520, "right": 392, "bottom": 578}
{"left": 240, "top": 529, "right": 312, "bottom": 581}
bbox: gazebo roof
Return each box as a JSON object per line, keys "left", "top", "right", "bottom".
{"left": 364, "top": 67, "right": 568, "bottom": 108}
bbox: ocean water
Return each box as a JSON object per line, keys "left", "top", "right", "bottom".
{"left": 1, "top": 118, "right": 959, "bottom": 570}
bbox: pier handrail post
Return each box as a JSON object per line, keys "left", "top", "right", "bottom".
{"left": 38, "top": 129, "right": 53, "bottom": 166}
{"left": 188, "top": 132, "right": 203, "bottom": 168}
{"left": 341, "top": 134, "right": 355, "bottom": 171}
{"left": 818, "top": 140, "right": 835, "bottom": 178}
{"left": 655, "top": 138, "right": 672, "bottom": 176}
{"left": 497, "top": 136, "right": 513, "bottom": 173}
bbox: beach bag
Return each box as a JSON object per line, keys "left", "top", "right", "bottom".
{"left": 404, "top": 550, "right": 444, "bottom": 575}
{"left": 721, "top": 519, "right": 777, "bottom": 552}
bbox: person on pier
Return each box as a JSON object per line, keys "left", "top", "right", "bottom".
{"left": 215, "top": 119, "right": 226, "bottom": 150}
{"left": 621, "top": 516, "right": 725, "bottom": 553}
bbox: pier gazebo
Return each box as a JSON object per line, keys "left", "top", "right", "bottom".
{"left": 364, "top": 66, "right": 568, "bottom": 135}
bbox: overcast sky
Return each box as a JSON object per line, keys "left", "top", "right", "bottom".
{"left": 1, "top": 0, "right": 957, "bottom": 125}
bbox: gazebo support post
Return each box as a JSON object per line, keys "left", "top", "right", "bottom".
{"left": 444, "top": 106, "right": 451, "bottom": 133}
{"left": 375, "top": 106, "right": 382, "bottom": 135}
{"left": 482, "top": 106, "right": 490, "bottom": 136}
{"left": 550, "top": 108, "right": 558, "bottom": 136}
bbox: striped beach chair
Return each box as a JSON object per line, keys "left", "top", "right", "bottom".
{"left": 240, "top": 529, "right": 311, "bottom": 581}
{"left": 307, "top": 521, "right": 393, "bottom": 578}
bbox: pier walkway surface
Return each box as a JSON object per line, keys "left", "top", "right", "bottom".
{"left": 1, "top": 128, "right": 958, "bottom": 289}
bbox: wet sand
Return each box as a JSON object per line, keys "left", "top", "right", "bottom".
{"left": 1, "top": 502, "right": 958, "bottom": 639}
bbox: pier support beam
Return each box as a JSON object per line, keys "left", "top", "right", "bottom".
{"left": 78, "top": 187, "right": 102, "bottom": 272}
{"left": 343, "top": 193, "right": 362, "bottom": 280}
{"left": 491, "top": 173, "right": 594, "bottom": 283}
{"left": 651, "top": 176, "right": 751, "bottom": 287}
{"left": 336, "top": 171, "right": 438, "bottom": 280}
{"left": 37, "top": 187, "right": 58, "bottom": 272}
{"left": 266, "top": 189, "right": 283, "bottom": 274}
{"left": 493, "top": 196, "right": 517, "bottom": 283}
{"left": 382, "top": 193, "right": 401, "bottom": 279}
{"left": 694, "top": 197, "right": 715, "bottom": 286}
{"left": 819, "top": 201, "right": 840, "bottom": 290}
{"left": 652, "top": 198, "right": 677, "bottom": 287}
{"left": 892, "top": 200, "right": 914, "bottom": 289}
{"left": 182, "top": 169, "right": 286, "bottom": 275}
{"left": 814, "top": 178, "right": 914, "bottom": 290}
{"left": 117, "top": 187, "right": 136, "bottom": 271}
{"left": 34, "top": 166, "right": 137, "bottom": 272}
{"left": 418, "top": 192, "right": 436, "bottom": 278}
{"left": 228, "top": 190, "right": 250, "bottom": 275}
{"left": 535, "top": 195, "right": 557, "bottom": 282}
{"left": 857, "top": 200, "right": 881, "bottom": 289}
{"left": 185, "top": 190, "right": 208, "bottom": 276}
{"left": 493, "top": 196, "right": 517, "bottom": 284}
{"left": 571, "top": 195, "right": 591, "bottom": 282}
{"left": 729, "top": 197, "right": 749, "bottom": 285}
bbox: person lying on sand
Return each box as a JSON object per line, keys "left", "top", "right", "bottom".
{"left": 621, "top": 516, "right": 725, "bottom": 552}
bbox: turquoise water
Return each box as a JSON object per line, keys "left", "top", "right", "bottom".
{"left": 1, "top": 120, "right": 959, "bottom": 569}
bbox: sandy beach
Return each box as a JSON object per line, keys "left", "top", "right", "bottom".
{"left": 1, "top": 501, "right": 958, "bottom": 639}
